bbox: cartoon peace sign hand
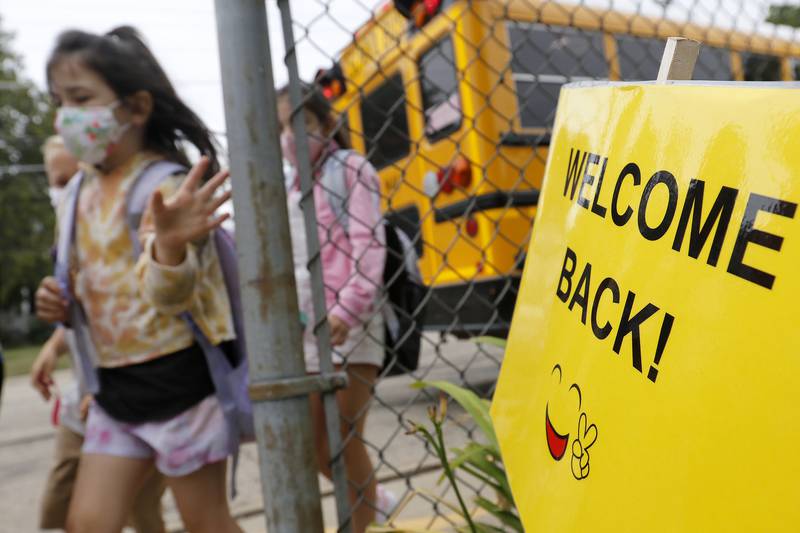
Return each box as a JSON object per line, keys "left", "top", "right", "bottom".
{"left": 571, "top": 412, "right": 598, "bottom": 480}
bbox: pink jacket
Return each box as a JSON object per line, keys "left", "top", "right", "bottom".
{"left": 307, "top": 151, "right": 386, "bottom": 328}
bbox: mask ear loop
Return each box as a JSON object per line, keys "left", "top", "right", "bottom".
{"left": 109, "top": 100, "right": 132, "bottom": 140}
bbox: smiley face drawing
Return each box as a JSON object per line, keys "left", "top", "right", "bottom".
{"left": 545, "top": 364, "right": 598, "bottom": 480}
{"left": 545, "top": 403, "right": 570, "bottom": 461}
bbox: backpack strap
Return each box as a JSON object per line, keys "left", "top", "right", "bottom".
{"left": 319, "top": 149, "right": 352, "bottom": 232}
{"left": 125, "top": 160, "right": 186, "bottom": 257}
{"left": 54, "top": 170, "right": 84, "bottom": 301}
{"left": 55, "top": 170, "right": 102, "bottom": 395}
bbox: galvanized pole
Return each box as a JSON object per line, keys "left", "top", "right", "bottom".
{"left": 212, "top": 1, "right": 324, "bottom": 531}
{"left": 276, "top": 1, "right": 355, "bottom": 531}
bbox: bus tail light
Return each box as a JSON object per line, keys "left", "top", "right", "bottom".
{"left": 395, "top": 0, "right": 442, "bottom": 27}
{"left": 451, "top": 155, "right": 472, "bottom": 189}
{"left": 315, "top": 64, "right": 346, "bottom": 100}
{"left": 424, "top": 1, "right": 442, "bottom": 16}
{"left": 435, "top": 156, "right": 472, "bottom": 195}
{"left": 466, "top": 217, "right": 479, "bottom": 237}
{"left": 436, "top": 168, "right": 454, "bottom": 194}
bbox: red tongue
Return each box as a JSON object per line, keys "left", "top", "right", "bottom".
{"left": 546, "top": 408, "right": 569, "bottom": 460}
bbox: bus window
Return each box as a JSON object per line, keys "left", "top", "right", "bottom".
{"left": 616, "top": 35, "right": 666, "bottom": 80}
{"left": 741, "top": 52, "right": 782, "bottom": 80}
{"left": 694, "top": 46, "right": 733, "bottom": 80}
{"left": 419, "top": 36, "right": 461, "bottom": 141}
{"left": 793, "top": 58, "right": 800, "bottom": 79}
{"left": 360, "top": 74, "right": 410, "bottom": 169}
{"left": 507, "top": 23, "right": 607, "bottom": 129}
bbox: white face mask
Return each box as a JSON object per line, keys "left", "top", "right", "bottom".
{"left": 55, "top": 101, "right": 130, "bottom": 165}
{"left": 48, "top": 186, "right": 65, "bottom": 209}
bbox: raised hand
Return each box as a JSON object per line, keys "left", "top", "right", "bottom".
{"left": 151, "top": 156, "right": 232, "bottom": 266}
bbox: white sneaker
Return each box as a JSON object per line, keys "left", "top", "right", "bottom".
{"left": 375, "top": 484, "right": 399, "bottom": 524}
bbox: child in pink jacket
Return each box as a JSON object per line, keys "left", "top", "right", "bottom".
{"left": 278, "top": 86, "right": 388, "bottom": 533}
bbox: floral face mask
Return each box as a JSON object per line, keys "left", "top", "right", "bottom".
{"left": 55, "top": 102, "right": 130, "bottom": 165}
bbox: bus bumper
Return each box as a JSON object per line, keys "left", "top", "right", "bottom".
{"left": 423, "top": 276, "right": 521, "bottom": 338}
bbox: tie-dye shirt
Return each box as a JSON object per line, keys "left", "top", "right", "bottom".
{"left": 69, "top": 153, "right": 235, "bottom": 367}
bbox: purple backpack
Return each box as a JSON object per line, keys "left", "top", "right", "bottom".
{"left": 55, "top": 161, "right": 253, "bottom": 494}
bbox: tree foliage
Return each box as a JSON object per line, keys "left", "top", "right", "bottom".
{"left": 0, "top": 17, "right": 55, "bottom": 318}
{"left": 767, "top": 4, "right": 800, "bottom": 28}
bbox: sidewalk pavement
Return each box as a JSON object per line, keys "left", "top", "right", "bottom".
{"left": 0, "top": 336, "right": 502, "bottom": 532}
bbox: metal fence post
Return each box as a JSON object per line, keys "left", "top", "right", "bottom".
{"left": 276, "top": 1, "right": 355, "bottom": 531}
{"left": 212, "top": 1, "right": 325, "bottom": 531}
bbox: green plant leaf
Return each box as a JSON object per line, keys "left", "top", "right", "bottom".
{"left": 459, "top": 448, "right": 513, "bottom": 501}
{"left": 443, "top": 449, "right": 498, "bottom": 492}
{"left": 462, "top": 522, "right": 506, "bottom": 533}
{"left": 408, "top": 421, "right": 445, "bottom": 459}
{"left": 474, "top": 496, "right": 524, "bottom": 532}
{"left": 413, "top": 380, "right": 500, "bottom": 452}
{"left": 456, "top": 525, "right": 504, "bottom": 533}
{"left": 459, "top": 465, "right": 511, "bottom": 505}
{"left": 415, "top": 489, "right": 466, "bottom": 516}
{"left": 446, "top": 444, "right": 487, "bottom": 480}
{"left": 446, "top": 444, "right": 508, "bottom": 499}
{"left": 459, "top": 466, "right": 507, "bottom": 501}
{"left": 449, "top": 442, "right": 500, "bottom": 472}
{"left": 431, "top": 412, "right": 479, "bottom": 532}
{"left": 471, "top": 336, "right": 508, "bottom": 349}
{"left": 407, "top": 380, "right": 521, "bottom": 533}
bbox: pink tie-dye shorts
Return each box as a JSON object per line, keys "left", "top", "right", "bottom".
{"left": 82, "top": 395, "right": 230, "bottom": 477}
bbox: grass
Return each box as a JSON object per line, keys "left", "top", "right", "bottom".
{"left": 2, "top": 344, "right": 71, "bottom": 378}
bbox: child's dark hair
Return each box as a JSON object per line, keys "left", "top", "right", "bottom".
{"left": 277, "top": 83, "right": 350, "bottom": 149}
{"left": 47, "top": 26, "right": 219, "bottom": 174}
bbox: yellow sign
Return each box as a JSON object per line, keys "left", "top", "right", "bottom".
{"left": 491, "top": 82, "right": 800, "bottom": 531}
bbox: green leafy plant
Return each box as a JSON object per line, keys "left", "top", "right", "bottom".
{"left": 371, "top": 337, "right": 521, "bottom": 532}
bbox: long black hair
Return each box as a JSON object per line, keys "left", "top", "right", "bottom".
{"left": 47, "top": 26, "right": 219, "bottom": 174}
{"left": 277, "top": 83, "right": 350, "bottom": 149}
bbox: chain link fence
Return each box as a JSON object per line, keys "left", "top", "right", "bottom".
{"left": 266, "top": 0, "right": 800, "bottom": 530}
{"left": 2, "top": 0, "right": 798, "bottom": 530}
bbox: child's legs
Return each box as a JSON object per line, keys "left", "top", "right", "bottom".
{"left": 311, "top": 364, "right": 379, "bottom": 533}
{"left": 166, "top": 460, "right": 242, "bottom": 533}
{"left": 66, "top": 453, "right": 154, "bottom": 533}
{"left": 40, "top": 425, "right": 84, "bottom": 529}
{"left": 338, "top": 364, "right": 379, "bottom": 533}
{"left": 137, "top": 395, "right": 238, "bottom": 533}
{"left": 128, "top": 467, "right": 167, "bottom": 533}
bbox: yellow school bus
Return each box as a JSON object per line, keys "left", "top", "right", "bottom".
{"left": 317, "top": 0, "right": 800, "bottom": 337}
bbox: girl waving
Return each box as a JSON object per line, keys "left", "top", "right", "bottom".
{"left": 36, "top": 27, "right": 240, "bottom": 533}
